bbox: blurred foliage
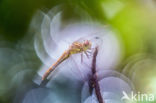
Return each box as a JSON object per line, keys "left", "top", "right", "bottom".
{"left": 0, "top": 0, "right": 62, "bottom": 41}
{"left": 0, "top": 0, "right": 105, "bottom": 41}
{"left": 110, "top": 1, "right": 156, "bottom": 57}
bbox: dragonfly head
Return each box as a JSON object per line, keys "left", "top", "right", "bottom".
{"left": 83, "top": 40, "right": 92, "bottom": 50}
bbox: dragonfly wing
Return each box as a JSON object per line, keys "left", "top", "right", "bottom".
{"left": 69, "top": 55, "right": 90, "bottom": 81}
{"left": 42, "top": 56, "right": 80, "bottom": 82}
{"left": 74, "top": 29, "right": 105, "bottom": 44}
{"left": 71, "top": 53, "right": 94, "bottom": 81}
{"left": 95, "top": 32, "right": 121, "bottom": 71}
{"left": 48, "top": 54, "right": 90, "bottom": 82}
{"left": 44, "top": 52, "right": 93, "bottom": 85}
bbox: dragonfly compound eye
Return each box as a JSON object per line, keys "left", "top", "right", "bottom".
{"left": 84, "top": 40, "right": 89, "bottom": 46}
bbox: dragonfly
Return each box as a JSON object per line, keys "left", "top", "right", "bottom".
{"left": 42, "top": 40, "right": 92, "bottom": 81}
{"left": 40, "top": 31, "right": 104, "bottom": 82}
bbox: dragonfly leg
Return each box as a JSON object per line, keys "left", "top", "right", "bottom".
{"left": 87, "top": 50, "right": 92, "bottom": 54}
{"left": 84, "top": 51, "right": 89, "bottom": 58}
{"left": 81, "top": 53, "right": 83, "bottom": 63}
{"left": 86, "top": 50, "right": 92, "bottom": 58}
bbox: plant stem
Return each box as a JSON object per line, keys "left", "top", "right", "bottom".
{"left": 90, "top": 46, "right": 104, "bottom": 103}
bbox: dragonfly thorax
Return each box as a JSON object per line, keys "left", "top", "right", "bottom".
{"left": 82, "top": 40, "right": 92, "bottom": 51}
{"left": 69, "top": 40, "right": 91, "bottom": 55}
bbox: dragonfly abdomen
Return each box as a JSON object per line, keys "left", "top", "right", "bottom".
{"left": 42, "top": 50, "right": 70, "bottom": 80}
